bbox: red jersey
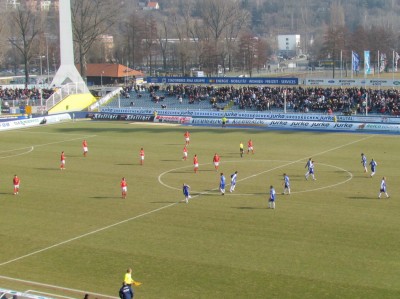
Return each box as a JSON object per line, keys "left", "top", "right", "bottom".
{"left": 82, "top": 140, "right": 88, "bottom": 147}
{"left": 13, "top": 177, "right": 20, "bottom": 185}
{"left": 140, "top": 149, "right": 145, "bottom": 157}
{"left": 120, "top": 180, "right": 127, "bottom": 188}
{"left": 183, "top": 146, "right": 187, "bottom": 153}
{"left": 248, "top": 140, "right": 253, "bottom": 147}
{"left": 213, "top": 154, "right": 220, "bottom": 162}
{"left": 61, "top": 153, "right": 65, "bottom": 161}
{"left": 184, "top": 131, "right": 190, "bottom": 138}
{"left": 193, "top": 156, "right": 198, "bottom": 164}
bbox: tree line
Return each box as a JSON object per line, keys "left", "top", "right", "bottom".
{"left": 1, "top": 0, "right": 400, "bottom": 86}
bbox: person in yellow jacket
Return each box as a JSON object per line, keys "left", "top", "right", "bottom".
{"left": 124, "top": 268, "right": 142, "bottom": 286}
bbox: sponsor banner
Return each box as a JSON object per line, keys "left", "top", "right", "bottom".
{"left": 189, "top": 118, "right": 400, "bottom": 133}
{"left": 100, "top": 108, "right": 334, "bottom": 121}
{"left": 88, "top": 113, "right": 154, "bottom": 122}
{"left": 154, "top": 115, "right": 192, "bottom": 124}
{"left": 305, "top": 78, "right": 400, "bottom": 87}
{"left": 0, "top": 288, "right": 53, "bottom": 299}
{"left": 100, "top": 107, "right": 400, "bottom": 124}
{"left": 1, "top": 107, "right": 10, "bottom": 114}
{"left": 0, "top": 113, "right": 71, "bottom": 131}
{"left": 146, "top": 77, "right": 299, "bottom": 85}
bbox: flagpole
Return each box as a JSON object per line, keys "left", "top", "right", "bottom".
{"left": 340, "top": 50, "right": 343, "bottom": 81}
{"left": 377, "top": 50, "right": 380, "bottom": 79}
{"left": 351, "top": 51, "right": 353, "bottom": 79}
{"left": 393, "top": 50, "right": 395, "bottom": 84}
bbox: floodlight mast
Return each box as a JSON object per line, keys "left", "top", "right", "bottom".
{"left": 50, "top": 0, "right": 88, "bottom": 91}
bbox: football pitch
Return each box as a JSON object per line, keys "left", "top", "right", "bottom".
{"left": 1, "top": 120, "right": 400, "bottom": 299}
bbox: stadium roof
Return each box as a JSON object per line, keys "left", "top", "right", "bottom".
{"left": 76, "top": 63, "right": 145, "bottom": 78}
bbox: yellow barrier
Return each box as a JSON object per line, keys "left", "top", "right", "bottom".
{"left": 48, "top": 93, "right": 96, "bottom": 114}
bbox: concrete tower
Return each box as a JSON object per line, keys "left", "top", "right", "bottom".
{"left": 51, "top": 0, "right": 88, "bottom": 91}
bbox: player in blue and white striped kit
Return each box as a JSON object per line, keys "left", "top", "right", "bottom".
{"left": 378, "top": 177, "right": 389, "bottom": 198}
{"left": 268, "top": 185, "right": 276, "bottom": 209}
{"left": 183, "top": 183, "right": 191, "bottom": 203}
{"left": 305, "top": 159, "right": 316, "bottom": 180}
{"left": 219, "top": 173, "right": 226, "bottom": 195}
{"left": 229, "top": 171, "right": 238, "bottom": 193}
{"left": 282, "top": 173, "right": 290, "bottom": 195}
{"left": 361, "top": 153, "right": 368, "bottom": 173}
{"left": 369, "top": 159, "right": 377, "bottom": 177}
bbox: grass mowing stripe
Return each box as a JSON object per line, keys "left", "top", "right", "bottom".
{"left": 0, "top": 134, "right": 371, "bottom": 268}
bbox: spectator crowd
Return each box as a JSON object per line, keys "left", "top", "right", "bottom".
{"left": 138, "top": 84, "right": 400, "bottom": 115}
{"left": 0, "top": 86, "right": 54, "bottom": 108}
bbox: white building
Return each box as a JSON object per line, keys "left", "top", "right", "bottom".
{"left": 277, "top": 34, "right": 301, "bottom": 58}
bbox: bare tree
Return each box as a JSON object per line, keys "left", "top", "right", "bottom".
{"left": 71, "top": 0, "right": 121, "bottom": 79}
{"left": 224, "top": 8, "right": 250, "bottom": 72}
{"left": 200, "top": 0, "right": 243, "bottom": 73}
{"left": 322, "top": 25, "right": 347, "bottom": 78}
{"left": 142, "top": 15, "right": 158, "bottom": 75}
{"left": 8, "top": 4, "right": 40, "bottom": 87}
{"left": 158, "top": 17, "right": 170, "bottom": 71}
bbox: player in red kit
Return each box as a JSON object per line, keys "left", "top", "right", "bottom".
{"left": 193, "top": 154, "right": 199, "bottom": 173}
{"left": 120, "top": 177, "right": 128, "bottom": 199}
{"left": 139, "top": 148, "right": 145, "bottom": 165}
{"left": 182, "top": 145, "right": 188, "bottom": 161}
{"left": 184, "top": 131, "right": 190, "bottom": 145}
{"left": 247, "top": 139, "right": 254, "bottom": 154}
{"left": 213, "top": 153, "right": 220, "bottom": 171}
{"left": 60, "top": 151, "right": 66, "bottom": 170}
{"left": 82, "top": 139, "right": 88, "bottom": 157}
{"left": 13, "top": 175, "right": 20, "bottom": 195}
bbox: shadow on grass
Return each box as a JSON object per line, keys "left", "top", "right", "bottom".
{"left": 34, "top": 168, "right": 60, "bottom": 171}
{"left": 170, "top": 171, "right": 192, "bottom": 174}
{"left": 164, "top": 144, "right": 182, "bottom": 146}
{"left": 90, "top": 196, "right": 122, "bottom": 199}
{"left": 233, "top": 206, "right": 265, "bottom": 209}
{"left": 161, "top": 159, "right": 181, "bottom": 162}
{"left": 115, "top": 163, "right": 134, "bottom": 166}
{"left": 346, "top": 196, "right": 371, "bottom": 200}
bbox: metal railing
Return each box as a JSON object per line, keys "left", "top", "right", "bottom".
{"left": 45, "top": 82, "right": 89, "bottom": 112}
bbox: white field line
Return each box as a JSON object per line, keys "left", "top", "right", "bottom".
{"left": 0, "top": 275, "right": 118, "bottom": 299}
{"left": 158, "top": 135, "right": 373, "bottom": 192}
{"left": 159, "top": 160, "right": 353, "bottom": 195}
{"left": 0, "top": 135, "right": 373, "bottom": 268}
{"left": 0, "top": 135, "right": 97, "bottom": 160}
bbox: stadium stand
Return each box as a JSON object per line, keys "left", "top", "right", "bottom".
{"left": 103, "top": 85, "right": 400, "bottom": 115}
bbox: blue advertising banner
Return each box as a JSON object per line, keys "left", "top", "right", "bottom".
{"left": 146, "top": 77, "right": 298, "bottom": 85}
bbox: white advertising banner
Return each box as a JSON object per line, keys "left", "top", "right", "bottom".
{"left": 0, "top": 113, "right": 71, "bottom": 131}
{"left": 100, "top": 107, "right": 400, "bottom": 124}
{"left": 189, "top": 118, "right": 400, "bottom": 133}
{"left": 304, "top": 78, "right": 400, "bottom": 87}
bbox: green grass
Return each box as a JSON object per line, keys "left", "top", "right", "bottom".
{"left": 1, "top": 121, "right": 400, "bottom": 298}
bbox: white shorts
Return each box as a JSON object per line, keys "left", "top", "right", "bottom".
{"left": 248, "top": 146, "right": 253, "bottom": 151}
{"left": 83, "top": 147, "right": 88, "bottom": 152}
{"left": 122, "top": 187, "right": 127, "bottom": 192}
{"left": 183, "top": 152, "right": 188, "bottom": 157}
{"left": 185, "top": 137, "right": 190, "bottom": 142}
{"left": 61, "top": 160, "right": 65, "bottom": 165}
{"left": 214, "top": 162, "right": 219, "bottom": 167}
{"left": 140, "top": 156, "right": 144, "bottom": 160}
{"left": 194, "top": 163, "right": 199, "bottom": 168}
{"left": 14, "top": 184, "right": 19, "bottom": 188}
